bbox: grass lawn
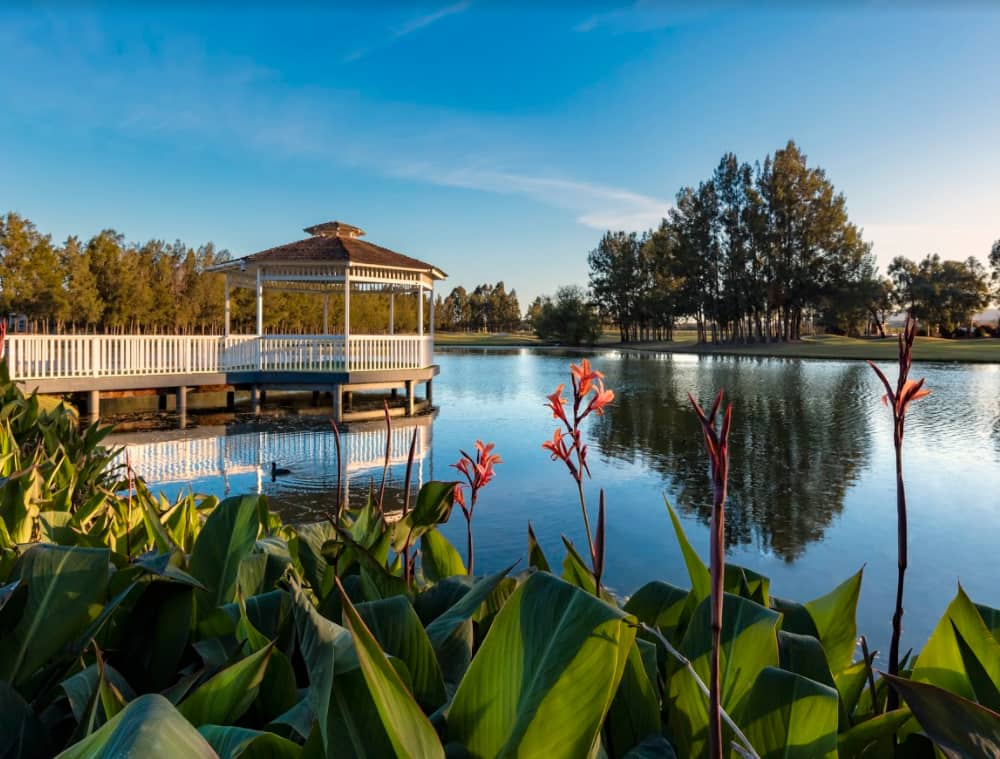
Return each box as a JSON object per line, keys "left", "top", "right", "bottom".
{"left": 435, "top": 330, "right": 1000, "bottom": 363}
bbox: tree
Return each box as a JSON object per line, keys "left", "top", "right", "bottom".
{"left": 588, "top": 231, "right": 641, "bottom": 342}
{"left": 0, "top": 212, "right": 67, "bottom": 325}
{"left": 889, "top": 253, "right": 990, "bottom": 335}
{"left": 533, "top": 286, "right": 601, "bottom": 345}
{"left": 990, "top": 238, "right": 1000, "bottom": 303}
{"left": 60, "top": 236, "right": 103, "bottom": 329}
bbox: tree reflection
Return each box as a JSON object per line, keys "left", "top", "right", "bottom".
{"left": 592, "top": 354, "right": 873, "bottom": 561}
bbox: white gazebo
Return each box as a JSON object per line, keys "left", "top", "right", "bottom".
{"left": 4, "top": 220, "right": 446, "bottom": 424}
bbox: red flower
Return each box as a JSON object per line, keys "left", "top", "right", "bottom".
{"left": 546, "top": 384, "right": 569, "bottom": 426}
{"left": 571, "top": 358, "right": 603, "bottom": 397}
{"left": 585, "top": 380, "right": 615, "bottom": 417}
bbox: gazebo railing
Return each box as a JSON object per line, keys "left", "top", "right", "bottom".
{"left": 5, "top": 334, "right": 435, "bottom": 381}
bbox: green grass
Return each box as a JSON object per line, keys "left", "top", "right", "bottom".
{"left": 435, "top": 330, "right": 1000, "bottom": 363}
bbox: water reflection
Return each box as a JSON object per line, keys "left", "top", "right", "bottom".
{"left": 593, "top": 354, "right": 873, "bottom": 561}
{"left": 114, "top": 416, "right": 434, "bottom": 522}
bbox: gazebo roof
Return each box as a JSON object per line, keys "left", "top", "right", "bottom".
{"left": 210, "top": 221, "right": 447, "bottom": 280}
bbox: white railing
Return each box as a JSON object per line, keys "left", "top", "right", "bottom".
{"left": 5, "top": 334, "right": 434, "bottom": 381}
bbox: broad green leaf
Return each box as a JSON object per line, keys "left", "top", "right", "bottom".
{"left": 621, "top": 734, "right": 678, "bottom": 758}
{"left": 448, "top": 571, "right": 635, "bottom": 759}
{"left": 189, "top": 495, "right": 261, "bottom": 611}
{"left": 624, "top": 580, "right": 689, "bottom": 645}
{"left": 0, "top": 544, "right": 110, "bottom": 685}
{"left": 884, "top": 673, "right": 1000, "bottom": 759}
{"left": 739, "top": 666, "right": 839, "bottom": 759}
{"left": 778, "top": 630, "right": 836, "bottom": 689}
{"left": 292, "top": 577, "right": 348, "bottom": 754}
{"left": 293, "top": 521, "right": 338, "bottom": 597}
{"left": 836, "top": 708, "right": 912, "bottom": 758}
{"left": 198, "top": 725, "right": 301, "bottom": 759}
{"left": 178, "top": 644, "right": 274, "bottom": 726}
{"left": 0, "top": 680, "right": 52, "bottom": 758}
{"left": 339, "top": 581, "right": 445, "bottom": 759}
{"left": 424, "top": 565, "right": 512, "bottom": 650}
{"left": 666, "top": 592, "right": 780, "bottom": 757}
{"left": 975, "top": 602, "right": 1000, "bottom": 640}
{"left": 527, "top": 522, "right": 550, "bottom": 572}
{"left": 326, "top": 666, "right": 396, "bottom": 758}
{"left": 803, "top": 568, "right": 863, "bottom": 673}
{"left": 133, "top": 551, "right": 206, "bottom": 588}
{"left": 420, "top": 528, "right": 466, "bottom": 582}
{"left": 834, "top": 660, "right": 869, "bottom": 724}
{"left": 953, "top": 621, "right": 1000, "bottom": 712}
{"left": 605, "top": 640, "right": 662, "bottom": 757}
{"left": 665, "top": 499, "right": 710, "bottom": 603}
{"left": 55, "top": 694, "right": 216, "bottom": 759}
{"left": 912, "top": 585, "right": 1000, "bottom": 701}
{"left": 725, "top": 563, "right": 770, "bottom": 607}
{"left": 390, "top": 481, "right": 457, "bottom": 551}
{"left": 356, "top": 595, "right": 447, "bottom": 712}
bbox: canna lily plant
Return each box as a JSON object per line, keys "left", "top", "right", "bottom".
{"left": 542, "top": 358, "right": 614, "bottom": 593}
{"left": 452, "top": 440, "right": 502, "bottom": 574}
{"left": 868, "top": 313, "right": 930, "bottom": 708}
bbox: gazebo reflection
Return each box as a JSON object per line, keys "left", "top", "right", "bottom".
{"left": 116, "top": 415, "right": 433, "bottom": 502}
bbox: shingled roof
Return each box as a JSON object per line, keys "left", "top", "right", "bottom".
{"left": 215, "top": 221, "right": 446, "bottom": 278}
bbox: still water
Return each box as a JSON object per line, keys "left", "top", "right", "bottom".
{"left": 112, "top": 348, "right": 1000, "bottom": 653}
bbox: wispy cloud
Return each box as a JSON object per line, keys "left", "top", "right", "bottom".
{"left": 387, "top": 163, "right": 672, "bottom": 231}
{"left": 345, "top": 2, "right": 472, "bottom": 62}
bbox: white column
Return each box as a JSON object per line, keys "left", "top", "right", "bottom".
{"left": 389, "top": 291, "right": 395, "bottom": 335}
{"left": 224, "top": 274, "right": 231, "bottom": 337}
{"left": 343, "top": 269, "right": 351, "bottom": 371}
{"left": 323, "top": 294, "right": 329, "bottom": 334}
{"left": 417, "top": 285, "right": 424, "bottom": 337}
{"left": 255, "top": 267, "right": 264, "bottom": 337}
{"left": 429, "top": 283, "right": 435, "bottom": 340}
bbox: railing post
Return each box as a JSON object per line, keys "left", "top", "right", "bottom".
{"left": 92, "top": 337, "right": 100, "bottom": 377}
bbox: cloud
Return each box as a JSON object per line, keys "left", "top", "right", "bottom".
{"left": 345, "top": 2, "right": 472, "bottom": 62}
{"left": 385, "top": 163, "right": 672, "bottom": 231}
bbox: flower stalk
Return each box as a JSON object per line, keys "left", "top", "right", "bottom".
{"left": 453, "top": 440, "right": 502, "bottom": 574}
{"left": 542, "top": 359, "right": 614, "bottom": 591}
{"left": 689, "top": 389, "right": 733, "bottom": 759}
{"left": 868, "top": 314, "right": 930, "bottom": 709}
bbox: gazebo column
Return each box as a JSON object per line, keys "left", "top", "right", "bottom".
{"left": 255, "top": 267, "right": 264, "bottom": 337}
{"left": 389, "top": 290, "right": 395, "bottom": 335}
{"left": 343, "top": 269, "right": 351, "bottom": 371}
{"left": 224, "top": 274, "right": 231, "bottom": 337}
{"left": 418, "top": 286, "right": 424, "bottom": 337}
{"left": 323, "top": 294, "right": 329, "bottom": 334}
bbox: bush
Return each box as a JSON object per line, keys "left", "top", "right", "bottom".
{"left": 533, "top": 285, "right": 602, "bottom": 345}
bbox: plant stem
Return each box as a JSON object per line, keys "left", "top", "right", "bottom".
{"left": 709, "top": 480, "right": 726, "bottom": 759}
{"left": 575, "top": 478, "right": 595, "bottom": 565}
{"left": 887, "top": 421, "right": 907, "bottom": 711}
{"left": 639, "top": 623, "right": 759, "bottom": 759}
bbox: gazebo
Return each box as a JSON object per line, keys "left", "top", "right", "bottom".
{"left": 207, "top": 220, "right": 447, "bottom": 419}
{"left": 4, "top": 220, "right": 446, "bottom": 425}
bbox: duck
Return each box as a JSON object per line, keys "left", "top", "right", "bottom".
{"left": 271, "top": 462, "right": 291, "bottom": 480}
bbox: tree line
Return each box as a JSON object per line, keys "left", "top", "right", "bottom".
{"left": 587, "top": 141, "right": 998, "bottom": 343}
{"left": 434, "top": 282, "right": 522, "bottom": 332}
{"left": 0, "top": 212, "right": 477, "bottom": 335}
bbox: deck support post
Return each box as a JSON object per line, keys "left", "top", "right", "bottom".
{"left": 226, "top": 390, "right": 235, "bottom": 411}
{"left": 426, "top": 378, "right": 433, "bottom": 405}
{"left": 175, "top": 386, "right": 188, "bottom": 429}
{"left": 311, "top": 390, "right": 320, "bottom": 407}
{"left": 251, "top": 385, "right": 261, "bottom": 415}
{"left": 158, "top": 392, "right": 168, "bottom": 412}
{"left": 405, "top": 380, "right": 415, "bottom": 416}
{"left": 332, "top": 385, "right": 342, "bottom": 423}
{"left": 87, "top": 390, "right": 100, "bottom": 424}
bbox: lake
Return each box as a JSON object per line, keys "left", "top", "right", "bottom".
{"left": 111, "top": 347, "right": 1000, "bottom": 653}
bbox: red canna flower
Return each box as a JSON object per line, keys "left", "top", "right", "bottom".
{"left": 570, "top": 358, "right": 603, "bottom": 397}
{"left": 585, "top": 380, "right": 615, "bottom": 417}
{"left": 451, "top": 440, "right": 502, "bottom": 574}
{"left": 546, "top": 384, "right": 569, "bottom": 425}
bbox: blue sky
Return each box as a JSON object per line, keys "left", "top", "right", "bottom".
{"left": 1, "top": 3, "right": 998, "bottom": 308}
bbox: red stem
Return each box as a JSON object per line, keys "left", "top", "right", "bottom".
{"left": 887, "top": 420, "right": 907, "bottom": 710}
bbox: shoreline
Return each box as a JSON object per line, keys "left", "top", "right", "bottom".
{"left": 434, "top": 333, "right": 1000, "bottom": 365}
